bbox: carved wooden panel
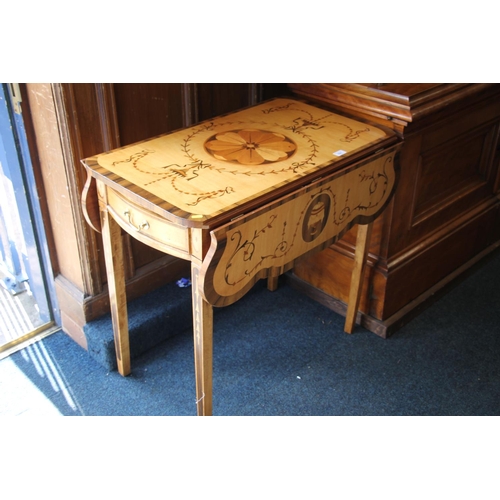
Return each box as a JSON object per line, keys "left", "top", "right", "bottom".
{"left": 388, "top": 99, "right": 500, "bottom": 256}
{"left": 113, "top": 84, "right": 187, "bottom": 145}
{"left": 412, "top": 124, "right": 497, "bottom": 225}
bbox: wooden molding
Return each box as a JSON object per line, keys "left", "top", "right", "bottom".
{"left": 55, "top": 84, "right": 105, "bottom": 296}
{"left": 288, "top": 83, "right": 497, "bottom": 129}
{"left": 95, "top": 84, "right": 121, "bottom": 151}
{"left": 180, "top": 83, "right": 198, "bottom": 127}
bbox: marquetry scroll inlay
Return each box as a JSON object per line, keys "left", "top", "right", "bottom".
{"left": 93, "top": 99, "right": 388, "bottom": 218}
{"left": 201, "top": 149, "right": 397, "bottom": 306}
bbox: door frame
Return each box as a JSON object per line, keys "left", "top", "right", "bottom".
{"left": 0, "top": 83, "right": 60, "bottom": 355}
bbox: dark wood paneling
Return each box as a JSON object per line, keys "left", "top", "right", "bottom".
{"left": 261, "top": 83, "right": 291, "bottom": 101}
{"left": 382, "top": 202, "right": 500, "bottom": 318}
{"left": 387, "top": 98, "right": 500, "bottom": 256}
{"left": 196, "top": 83, "right": 256, "bottom": 121}
{"left": 113, "top": 83, "right": 186, "bottom": 144}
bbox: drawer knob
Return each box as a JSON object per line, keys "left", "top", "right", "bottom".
{"left": 123, "top": 210, "right": 150, "bottom": 232}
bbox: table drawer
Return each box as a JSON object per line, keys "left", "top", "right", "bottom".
{"left": 106, "top": 187, "right": 190, "bottom": 257}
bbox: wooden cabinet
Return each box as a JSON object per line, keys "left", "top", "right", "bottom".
{"left": 288, "top": 84, "right": 500, "bottom": 337}
{"left": 21, "top": 83, "right": 290, "bottom": 348}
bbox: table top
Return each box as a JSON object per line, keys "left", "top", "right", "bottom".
{"left": 82, "top": 98, "right": 396, "bottom": 228}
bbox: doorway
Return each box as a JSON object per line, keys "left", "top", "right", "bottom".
{"left": 0, "top": 83, "right": 59, "bottom": 358}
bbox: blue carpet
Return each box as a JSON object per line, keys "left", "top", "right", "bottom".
{"left": 5, "top": 251, "right": 500, "bottom": 416}
{"left": 83, "top": 281, "right": 193, "bottom": 371}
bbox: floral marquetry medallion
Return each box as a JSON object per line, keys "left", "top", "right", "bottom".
{"left": 89, "top": 98, "right": 390, "bottom": 222}
{"left": 204, "top": 129, "right": 297, "bottom": 165}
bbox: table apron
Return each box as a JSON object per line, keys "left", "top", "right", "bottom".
{"left": 103, "top": 185, "right": 192, "bottom": 261}
{"left": 201, "top": 148, "right": 398, "bottom": 306}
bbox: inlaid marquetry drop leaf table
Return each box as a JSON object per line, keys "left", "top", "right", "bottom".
{"left": 81, "top": 97, "right": 401, "bottom": 416}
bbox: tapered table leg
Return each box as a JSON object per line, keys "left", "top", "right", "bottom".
{"left": 191, "top": 264, "right": 214, "bottom": 416}
{"left": 101, "top": 209, "right": 131, "bottom": 376}
{"left": 267, "top": 273, "right": 279, "bottom": 292}
{"left": 344, "top": 222, "right": 374, "bottom": 334}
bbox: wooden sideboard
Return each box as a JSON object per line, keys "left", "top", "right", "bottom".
{"left": 287, "top": 84, "right": 500, "bottom": 337}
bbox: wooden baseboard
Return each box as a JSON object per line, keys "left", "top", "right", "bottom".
{"left": 54, "top": 256, "right": 190, "bottom": 349}
{"left": 286, "top": 242, "right": 500, "bottom": 338}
